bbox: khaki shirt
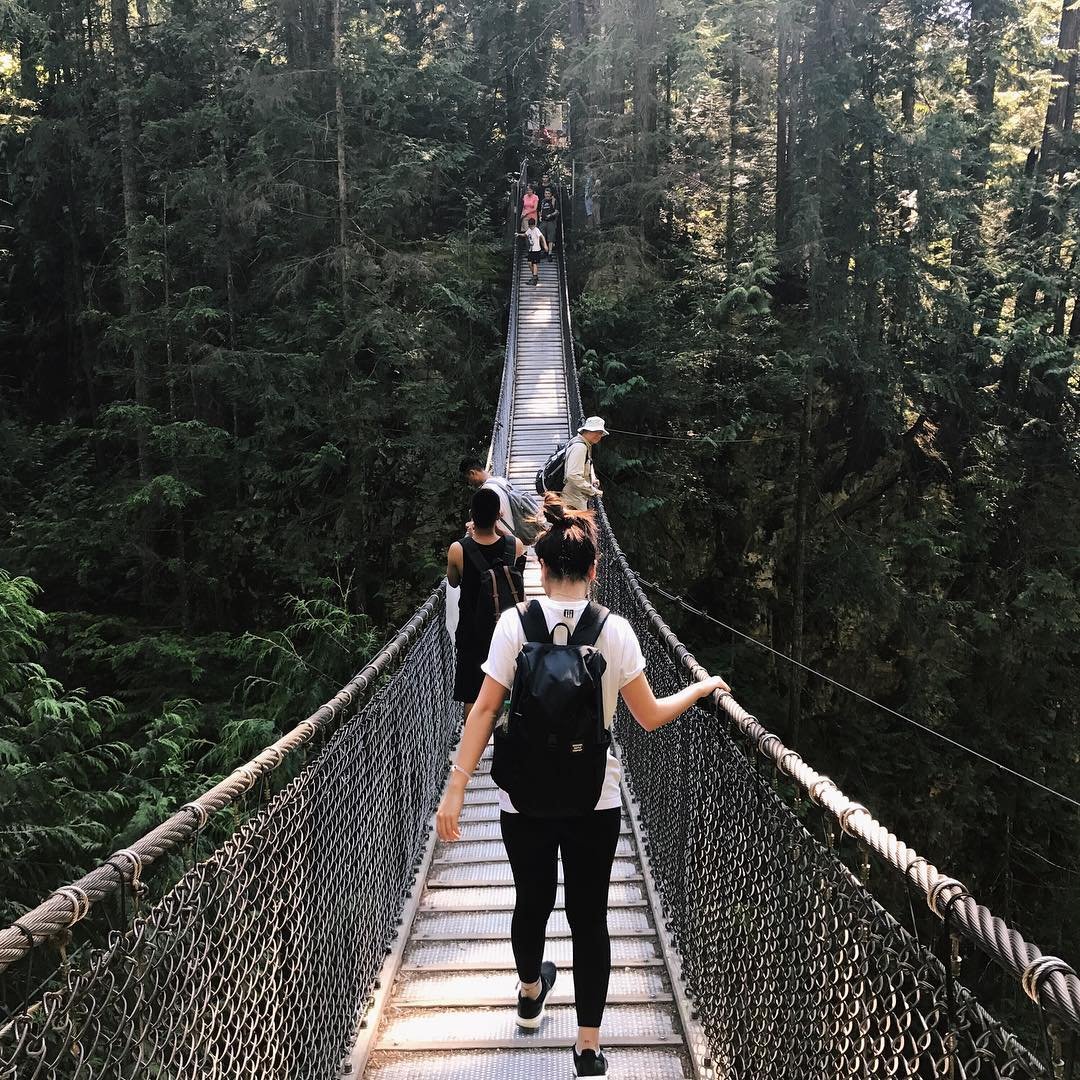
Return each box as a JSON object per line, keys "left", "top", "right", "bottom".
{"left": 562, "top": 437, "right": 599, "bottom": 510}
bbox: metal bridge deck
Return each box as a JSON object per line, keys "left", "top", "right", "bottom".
{"left": 357, "top": 253, "right": 695, "bottom": 1079}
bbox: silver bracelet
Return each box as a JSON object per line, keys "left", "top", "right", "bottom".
{"left": 451, "top": 763, "right": 472, "bottom": 781}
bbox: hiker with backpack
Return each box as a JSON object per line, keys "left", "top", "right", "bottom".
{"left": 436, "top": 495, "right": 729, "bottom": 1078}
{"left": 536, "top": 416, "right": 607, "bottom": 510}
{"left": 460, "top": 456, "right": 543, "bottom": 546}
{"left": 446, "top": 487, "right": 527, "bottom": 722}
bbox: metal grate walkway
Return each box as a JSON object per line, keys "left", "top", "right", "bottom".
{"left": 358, "top": 251, "right": 696, "bottom": 1079}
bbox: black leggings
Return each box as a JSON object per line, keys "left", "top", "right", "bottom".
{"left": 500, "top": 807, "right": 622, "bottom": 1028}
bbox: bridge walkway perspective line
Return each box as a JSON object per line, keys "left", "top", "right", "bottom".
{"left": 352, "top": 247, "right": 703, "bottom": 1079}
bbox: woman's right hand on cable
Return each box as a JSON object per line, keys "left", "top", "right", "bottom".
{"left": 436, "top": 780, "right": 466, "bottom": 842}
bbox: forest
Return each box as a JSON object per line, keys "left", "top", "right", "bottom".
{"left": 1, "top": 0, "right": 1078, "bottom": 1037}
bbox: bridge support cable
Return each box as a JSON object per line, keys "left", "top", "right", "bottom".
{"left": 596, "top": 506, "right": 1079, "bottom": 1075}
{"left": 0, "top": 589, "right": 460, "bottom": 1076}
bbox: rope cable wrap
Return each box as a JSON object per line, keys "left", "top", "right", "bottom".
{"left": 595, "top": 499, "right": 1080, "bottom": 1036}
{"left": 0, "top": 587, "right": 444, "bottom": 975}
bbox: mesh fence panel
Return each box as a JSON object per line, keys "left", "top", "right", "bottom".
{"left": 598, "top": 549, "right": 1052, "bottom": 1080}
{"left": 0, "top": 608, "right": 457, "bottom": 1080}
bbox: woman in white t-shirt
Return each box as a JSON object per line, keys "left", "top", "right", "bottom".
{"left": 437, "top": 496, "right": 728, "bottom": 1079}
{"left": 517, "top": 217, "right": 548, "bottom": 287}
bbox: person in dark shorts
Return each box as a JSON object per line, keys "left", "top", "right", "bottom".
{"left": 446, "top": 487, "right": 526, "bottom": 721}
{"left": 539, "top": 185, "right": 559, "bottom": 261}
{"left": 518, "top": 217, "right": 548, "bottom": 285}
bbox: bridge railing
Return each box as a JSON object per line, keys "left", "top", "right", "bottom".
{"left": 0, "top": 588, "right": 458, "bottom": 1078}
{"left": 489, "top": 159, "right": 529, "bottom": 477}
{"left": 561, "top": 209, "right": 1078, "bottom": 1072}
{"left": 596, "top": 515, "right": 1079, "bottom": 1076}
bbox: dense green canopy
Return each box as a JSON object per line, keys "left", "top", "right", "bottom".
{"left": 1, "top": 0, "right": 1078, "bottom": 1034}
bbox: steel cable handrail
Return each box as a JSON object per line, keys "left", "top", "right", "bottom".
{"left": 488, "top": 159, "right": 528, "bottom": 478}
{"left": 0, "top": 587, "right": 443, "bottom": 976}
{"left": 558, "top": 207, "right": 1078, "bottom": 1034}
{"left": 594, "top": 499, "right": 1080, "bottom": 1034}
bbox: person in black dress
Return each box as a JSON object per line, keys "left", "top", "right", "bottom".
{"left": 446, "top": 487, "right": 527, "bottom": 721}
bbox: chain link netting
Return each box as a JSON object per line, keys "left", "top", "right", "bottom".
{"left": 0, "top": 605, "right": 457, "bottom": 1080}
{"left": 597, "top": 542, "right": 1059, "bottom": 1080}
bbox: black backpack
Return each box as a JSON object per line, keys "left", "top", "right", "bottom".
{"left": 491, "top": 600, "right": 610, "bottom": 817}
{"left": 464, "top": 536, "right": 523, "bottom": 633}
{"left": 534, "top": 436, "right": 587, "bottom": 496}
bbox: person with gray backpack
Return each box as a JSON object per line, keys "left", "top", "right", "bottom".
{"left": 535, "top": 417, "right": 607, "bottom": 511}
{"left": 437, "top": 494, "right": 729, "bottom": 1078}
{"left": 460, "top": 456, "right": 543, "bottom": 545}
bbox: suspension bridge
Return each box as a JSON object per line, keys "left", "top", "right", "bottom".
{"left": 0, "top": 164, "right": 1078, "bottom": 1079}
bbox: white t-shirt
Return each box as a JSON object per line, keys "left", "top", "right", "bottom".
{"left": 525, "top": 226, "right": 544, "bottom": 252}
{"left": 482, "top": 598, "right": 646, "bottom": 813}
{"left": 482, "top": 477, "right": 514, "bottom": 535}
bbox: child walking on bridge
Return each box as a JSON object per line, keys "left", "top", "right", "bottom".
{"left": 519, "top": 217, "right": 548, "bottom": 286}
{"left": 437, "top": 495, "right": 729, "bottom": 1078}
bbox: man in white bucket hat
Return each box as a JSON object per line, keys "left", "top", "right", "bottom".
{"left": 562, "top": 416, "right": 608, "bottom": 510}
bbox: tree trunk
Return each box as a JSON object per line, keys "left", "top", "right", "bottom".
{"left": 1032, "top": 0, "right": 1080, "bottom": 205}
{"left": 64, "top": 161, "right": 97, "bottom": 415}
{"left": 775, "top": 8, "right": 798, "bottom": 276}
{"left": 1015, "top": 0, "right": 1078, "bottom": 309}
{"left": 787, "top": 382, "right": 813, "bottom": 748}
{"left": 954, "top": 0, "right": 1007, "bottom": 276}
{"left": 726, "top": 44, "right": 740, "bottom": 274}
{"left": 19, "top": 41, "right": 39, "bottom": 99}
{"left": 333, "top": 0, "right": 349, "bottom": 315}
{"left": 111, "top": 0, "right": 154, "bottom": 600}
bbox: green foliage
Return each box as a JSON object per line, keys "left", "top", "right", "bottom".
{"left": 567, "top": 0, "right": 1080, "bottom": 1025}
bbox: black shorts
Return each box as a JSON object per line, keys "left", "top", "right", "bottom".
{"left": 528, "top": 250, "right": 542, "bottom": 266}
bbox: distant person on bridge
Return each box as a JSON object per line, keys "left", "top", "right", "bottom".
{"left": 519, "top": 218, "right": 549, "bottom": 286}
{"left": 584, "top": 169, "right": 600, "bottom": 228}
{"left": 460, "top": 456, "right": 542, "bottom": 545}
{"left": 535, "top": 417, "right": 607, "bottom": 509}
{"left": 520, "top": 183, "right": 539, "bottom": 232}
{"left": 437, "top": 495, "right": 729, "bottom": 1078}
{"left": 539, "top": 184, "right": 559, "bottom": 261}
{"left": 446, "top": 487, "right": 526, "bottom": 723}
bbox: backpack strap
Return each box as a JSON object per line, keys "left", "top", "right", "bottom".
{"left": 502, "top": 535, "right": 517, "bottom": 563}
{"left": 485, "top": 477, "right": 519, "bottom": 537}
{"left": 517, "top": 600, "right": 549, "bottom": 643}
{"left": 462, "top": 537, "right": 492, "bottom": 576}
{"left": 569, "top": 602, "right": 610, "bottom": 648}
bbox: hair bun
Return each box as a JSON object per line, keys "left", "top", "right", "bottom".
{"left": 541, "top": 491, "right": 567, "bottom": 526}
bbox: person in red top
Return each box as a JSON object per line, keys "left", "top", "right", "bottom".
{"left": 520, "top": 184, "right": 539, "bottom": 231}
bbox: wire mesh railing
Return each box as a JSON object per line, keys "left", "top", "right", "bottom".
{"left": 489, "top": 159, "right": 529, "bottom": 478}
{"left": 0, "top": 591, "right": 458, "bottom": 1078}
{"left": 595, "top": 506, "right": 1079, "bottom": 1078}
{"left": 2, "top": 169, "right": 1078, "bottom": 1080}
